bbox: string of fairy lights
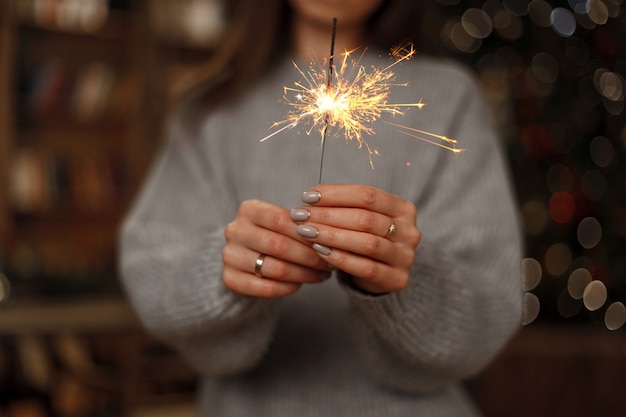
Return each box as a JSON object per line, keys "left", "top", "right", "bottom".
{"left": 421, "top": 0, "right": 625, "bottom": 329}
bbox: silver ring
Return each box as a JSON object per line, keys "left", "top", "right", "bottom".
{"left": 254, "top": 254, "right": 266, "bottom": 277}
{"left": 385, "top": 221, "right": 397, "bottom": 238}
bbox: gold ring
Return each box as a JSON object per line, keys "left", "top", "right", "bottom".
{"left": 385, "top": 221, "right": 397, "bottom": 238}
{"left": 254, "top": 254, "right": 266, "bottom": 277}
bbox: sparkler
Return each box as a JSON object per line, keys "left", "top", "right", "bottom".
{"left": 260, "top": 19, "right": 465, "bottom": 181}
{"left": 318, "top": 17, "right": 338, "bottom": 184}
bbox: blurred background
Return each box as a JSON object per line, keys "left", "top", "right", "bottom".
{"left": 0, "top": 0, "right": 624, "bottom": 416}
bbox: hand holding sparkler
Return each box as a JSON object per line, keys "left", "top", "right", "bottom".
{"left": 222, "top": 199, "right": 334, "bottom": 298}
{"left": 232, "top": 19, "right": 452, "bottom": 296}
{"left": 292, "top": 184, "right": 421, "bottom": 294}
{"left": 222, "top": 183, "right": 422, "bottom": 297}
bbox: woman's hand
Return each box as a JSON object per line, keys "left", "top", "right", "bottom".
{"left": 222, "top": 199, "right": 333, "bottom": 298}
{"left": 291, "top": 184, "right": 422, "bottom": 294}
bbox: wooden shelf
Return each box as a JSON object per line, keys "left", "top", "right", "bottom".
{"left": 0, "top": 2, "right": 204, "bottom": 416}
{"left": 0, "top": 297, "right": 138, "bottom": 334}
{"left": 0, "top": 0, "right": 150, "bottom": 293}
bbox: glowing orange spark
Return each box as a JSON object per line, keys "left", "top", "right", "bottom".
{"left": 388, "top": 41, "right": 417, "bottom": 68}
{"left": 384, "top": 121, "right": 466, "bottom": 154}
{"left": 261, "top": 42, "right": 463, "bottom": 168}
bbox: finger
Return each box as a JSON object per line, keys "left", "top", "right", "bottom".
{"left": 225, "top": 216, "right": 329, "bottom": 272}
{"left": 321, "top": 248, "right": 409, "bottom": 294}
{"left": 222, "top": 244, "right": 330, "bottom": 284}
{"left": 222, "top": 265, "right": 302, "bottom": 298}
{"left": 240, "top": 199, "right": 298, "bottom": 234}
{"left": 302, "top": 184, "right": 416, "bottom": 219}
{"left": 301, "top": 223, "right": 415, "bottom": 268}
{"left": 292, "top": 207, "right": 401, "bottom": 240}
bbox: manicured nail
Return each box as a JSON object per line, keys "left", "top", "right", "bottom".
{"left": 290, "top": 208, "right": 310, "bottom": 222}
{"left": 297, "top": 224, "right": 319, "bottom": 238}
{"left": 313, "top": 243, "right": 332, "bottom": 255}
{"left": 302, "top": 191, "right": 321, "bottom": 204}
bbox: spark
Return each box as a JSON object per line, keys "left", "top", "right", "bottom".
{"left": 261, "top": 31, "right": 463, "bottom": 169}
{"left": 388, "top": 40, "right": 418, "bottom": 68}
{"left": 384, "top": 121, "right": 466, "bottom": 154}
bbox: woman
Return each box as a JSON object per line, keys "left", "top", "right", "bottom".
{"left": 119, "top": 0, "right": 523, "bottom": 416}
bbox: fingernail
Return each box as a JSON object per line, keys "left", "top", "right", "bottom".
{"left": 290, "top": 208, "right": 310, "bottom": 222}
{"left": 313, "top": 243, "right": 332, "bottom": 255}
{"left": 320, "top": 271, "right": 332, "bottom": 281}
{"left": 302, "top": 191, "right": 321, "bottom": 204}
{"left": 297, "top": 224, "right": 319, "bottom": 238}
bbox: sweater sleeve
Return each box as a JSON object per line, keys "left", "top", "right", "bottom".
{"left": 343, "top": 67, "right": 523, "bottom": 392}
{"left": 118, "top": 126, "right": 279, "bottom": 377}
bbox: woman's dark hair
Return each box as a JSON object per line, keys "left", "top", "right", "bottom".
{"left": 173, "top": 0, "right": 423, "bottom": 119}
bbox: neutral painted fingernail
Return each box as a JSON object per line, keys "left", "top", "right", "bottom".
{"left": 290, "top": 208, "right": 310, "bottom": 222}
{"left": 297, "top": 224, "right": 319, "bottom": 238}
{"left": 313, "top": 243, "right": 332, "bottom": 255}
{"left": 302, "top": 191, "right": 321, "bottom": 204}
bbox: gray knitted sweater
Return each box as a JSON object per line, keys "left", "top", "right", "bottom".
{"left": 119, "top": 52, "right": 523, "bottom": 417}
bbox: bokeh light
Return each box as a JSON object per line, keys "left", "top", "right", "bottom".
{"left": 596, "top": 69, "right": 625, "bottom": 101}
{"left": 568, "top": 267, "right": 593, "bottom": 299}
{"left": 494, "top": 10, "right": 524, "bottom": 40}
{"left": 528, "top": 0, "right": 553, "bottom": 26}
{"left": 531, "top": 52, "right": 560, "bottom": 84}
{"left": 582, "top": 280, "right": 608, "bottom": 311}
{"left": 462, "top": 8, "right": 493, "bottom": 39}
{"left": 544, "top": 242, "right": 573, "bottom": 276}
{"left": 587, "top": 0, "right": 610, "bottom": 25}
{"left": 604, "top": 302, "right": 626, "bottom": 330}
{"left": 523, "top": 292, "right": 541, "bottom": 325}
{"left": 550, "top": 7, "right": 577, "bottom": 37}
{"left": 548, "top": 191, "right": 576, "bottom": 224}
{"left": 521, "top": 257, "right": 543, "bottom": 291}
{"left": 589, "top": 136, "right": 614, "bottom": 167}
{"left": 521, "top": 199, "right": 549, "bottom": 235}
{"left": 577, "top": 217, "right": 603, "bottom": 249}
{"left": 448, "top": 19, "right": 483, "bottom": 53}
{"left": 568, "top": 0, "right": 589, "bottom": 15}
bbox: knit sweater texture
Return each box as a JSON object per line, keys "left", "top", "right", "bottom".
{"left": 119, "top": 52, "right": 523, "bottom": 417}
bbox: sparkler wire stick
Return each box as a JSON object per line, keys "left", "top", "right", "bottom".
{"left": 318, "top": 17, "right": 337, "bottom": 184}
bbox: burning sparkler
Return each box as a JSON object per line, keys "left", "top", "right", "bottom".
{"left": 260, "top": 18, "right": 465, "bottom": 181}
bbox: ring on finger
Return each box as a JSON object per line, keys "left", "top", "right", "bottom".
{"left": 254, "top": 254, "right": 267, "bottom": 277}
{"left": 384, "top": 220, "right": 397, "bottom": 238}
